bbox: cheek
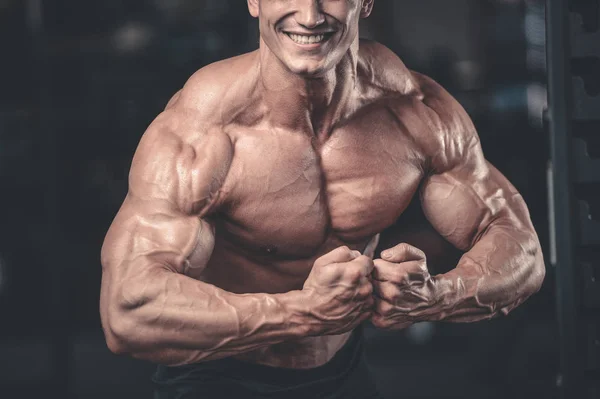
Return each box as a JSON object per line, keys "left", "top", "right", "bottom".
{"left": 324, "top": 1, "right": 360, "bottom": 22}
{"left": 258, "top": 18, "right": 282, "bottom": 50}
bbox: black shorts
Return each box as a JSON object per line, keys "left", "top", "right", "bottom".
{"left": 152, "top": 328, "right": 383, "bottom": 399}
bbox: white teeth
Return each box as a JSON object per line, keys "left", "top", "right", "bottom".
{"left": 288, "top": 33, "right": 326, "bottom": 44}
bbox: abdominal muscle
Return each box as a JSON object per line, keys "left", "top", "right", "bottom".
{"left": 232, "top": 331, "right": 353, "bottom": 369}
{"left": 192, "top": 236, "right": 368, "bottom": 369}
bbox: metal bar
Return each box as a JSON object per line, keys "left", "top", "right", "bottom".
{"left": 546, "top": 0, "right": 583, "bottom": 397}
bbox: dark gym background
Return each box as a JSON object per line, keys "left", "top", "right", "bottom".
{"left": 0, "top": 0, "right": 597, "bottom": 398}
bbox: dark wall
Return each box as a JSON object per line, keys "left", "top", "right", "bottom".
{"left": 0, "top": 1, "right": 557, "bottom": 398}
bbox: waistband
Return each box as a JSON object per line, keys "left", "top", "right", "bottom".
{"left": 153, "top": 327, "right": 364, "bottom": 394}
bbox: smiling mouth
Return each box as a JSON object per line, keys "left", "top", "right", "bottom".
{"left": 284, "top": 32, "right": 335, "bottom": 45}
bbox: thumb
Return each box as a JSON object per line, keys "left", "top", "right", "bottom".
{"left": 380, "top": 243, "right": 426, "bottom": 263}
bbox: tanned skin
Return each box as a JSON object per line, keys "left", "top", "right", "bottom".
{"left": 100, "top": 0, "right": 545, "bottom": 369}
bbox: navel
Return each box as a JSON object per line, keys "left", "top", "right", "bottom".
{"left": 260, "top": 246, "right": 279, "bottom": 255}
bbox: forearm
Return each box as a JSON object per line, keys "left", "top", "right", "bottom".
{"left": 102, "top": 270, "right": 310, "bottom": 366}
{"left": 432, "top": 225, "right": 545, "bottom": 322}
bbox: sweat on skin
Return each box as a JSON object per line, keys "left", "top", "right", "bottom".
{"left": 100, "top": 0, "right": 545, "bottom": 369}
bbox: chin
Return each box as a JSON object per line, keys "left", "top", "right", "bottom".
{"left": 285, "top": 60, "right": 332, "bottom": 78}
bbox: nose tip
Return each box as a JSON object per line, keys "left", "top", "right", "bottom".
{"left": 296, "top": 0, "right": 325, "bottom": 28}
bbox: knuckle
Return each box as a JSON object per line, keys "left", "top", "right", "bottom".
{"left": 344, "top": 246, "right": 356, "bottom": 255}
{"left": 377, "top": 300, "right": 394, "bottom": 316}
{"left": 328, "top": 265, "right": 344, "bottom": 280}
{"left": 313, "top": 257, "right": 326, "bottom": 268}
{"left": 384, "top": 285, "right": 400, "bottom": 301}
{"left": 347, "top": 269, "right": 363, "bottom": 282}
{"left": 379, "top": 285, "right": 392, "bottom": 301}
{"left": 338, "top": 246, "right": 358, "bottom": 261}
{"left": 359, "top": 284, "right": 373, "bottom": 298}
{"left": 337, "top": 245, "right": 350, "bottom": 254}
{"left": 314, "top": 266, "right": 338, "bottom": 283}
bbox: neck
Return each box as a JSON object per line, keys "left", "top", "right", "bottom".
{"left": 256, "top": 38, "right": 359, "bottom": 138}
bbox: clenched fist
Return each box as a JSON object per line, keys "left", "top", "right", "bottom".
{"left": 371, "top": 243, "right": 440, "bottom": 330}
{"left": 302, "top": 246, "right": 375, "bottom": 336}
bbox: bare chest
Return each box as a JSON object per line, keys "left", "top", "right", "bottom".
{"left": 218, "top": 110, "right": 425, "bottom": 259}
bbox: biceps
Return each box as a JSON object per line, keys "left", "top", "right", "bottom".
{"left": 101, "top": 198, "right": 215, "bottom": 277}
{"left": 419, "top": 165, "right": 514, "bottom": 251}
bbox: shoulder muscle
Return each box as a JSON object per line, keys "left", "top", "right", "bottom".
{"left": 129, "top": 107, "right": 234, "bottom": 216}
{"left": 411, "top": 72, "right": 482, "bottom": 174}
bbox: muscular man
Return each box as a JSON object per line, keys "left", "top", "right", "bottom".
{"left": 100, "top": 1, "right": 546, "bottom": 397}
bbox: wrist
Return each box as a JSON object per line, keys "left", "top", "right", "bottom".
{"left": 276, "top": 289, "right": 317, "bottom": 337}
{"left": 431, "top": 272, "right": 465, "bottom": 321}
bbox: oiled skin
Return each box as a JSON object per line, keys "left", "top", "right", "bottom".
{"left": 100, "top": 6, "right": 545, "bottom": 370}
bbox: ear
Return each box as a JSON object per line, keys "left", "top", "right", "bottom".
{"left": 247, "top": 0, "right": 259, "bottom": 18}
{"left": 360, "top": 0, "right": 374, "bottom": 18}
